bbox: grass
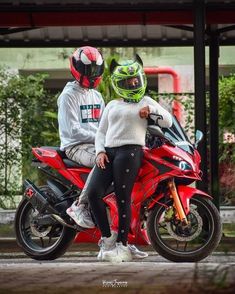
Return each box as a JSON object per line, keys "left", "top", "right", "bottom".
{"left": 223, "top": 224, "right": 235, "bottom": 237}
{"left": 0, "top": 223, "right": 15, "bottom": 238}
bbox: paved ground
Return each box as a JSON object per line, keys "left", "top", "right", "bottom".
{"left": 1, "top": 209, "right": 234, "bottom": 293}
{"left": 0, "top": 251, "right": 235, "bottom": 294}
{"left": 0, "top": 235, "right": 235, "bottom": 293}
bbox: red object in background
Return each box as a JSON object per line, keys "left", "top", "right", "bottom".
{"left": 144, "top": 67, "right": 182, "bottom": 122}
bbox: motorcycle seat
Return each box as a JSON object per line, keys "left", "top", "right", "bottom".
{"left": 40, "top": 146, "right": 87, "bottom": 169}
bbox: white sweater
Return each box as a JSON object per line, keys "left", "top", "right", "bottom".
{"left": 95, "top": 96, "right": 173, "bottom": 156}
{"left": 57, "top": 81, "right": 105, "bottom": 151}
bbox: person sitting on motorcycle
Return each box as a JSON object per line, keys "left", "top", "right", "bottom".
{"left": 58, "top": 46, "right": 105, "bottom": 229}
{"left": 86, "top": 55, "right": 173, "bottom": 262}
{"left": 59, "top": 47, "right": 149, "bottom": 259}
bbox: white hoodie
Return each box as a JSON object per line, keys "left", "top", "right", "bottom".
{"left": 57, "top": 81, "right": 105, "bottom": 151}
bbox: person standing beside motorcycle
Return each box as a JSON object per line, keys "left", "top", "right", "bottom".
{"left": 86, "top": 55, "right": 173, "bottom": 262}
{"left": 57, "top": 46, "right": 105, "bottom": 228}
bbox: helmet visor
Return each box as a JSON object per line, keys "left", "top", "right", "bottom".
{"left": 73, "top": 58, "right": 104, "bottom": 78}
{"left": 84, "top": 62, "right": 104, "bottom": 77}
{"left": 117, "top": 75, "right": 144, "bottom": 90}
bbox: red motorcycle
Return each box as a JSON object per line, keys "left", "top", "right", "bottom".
{"left": 15, "top": 115, "right": 222, "bottom": 262}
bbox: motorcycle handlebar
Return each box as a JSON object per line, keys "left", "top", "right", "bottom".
{"left": 147, "top": 113, "right": 176, "bottom": 147}
{"left": 148, "top": 113, "right": 163, "bottom": 126}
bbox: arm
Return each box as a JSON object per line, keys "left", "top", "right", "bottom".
{"left": 146, "top": 97, "right": 173, "bottom": 128}
{"left": 58, "top": 93, "right": 95, "bottom": 143}
{"left": 95, "top": 103, "right": 110, "bottom": 156}
{"left": 100, "top": 95, "right": 106, "bottom": 117}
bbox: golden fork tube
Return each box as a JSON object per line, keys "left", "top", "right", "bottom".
{"left": 168, "top": 179, "right": 188, "bottom": 225}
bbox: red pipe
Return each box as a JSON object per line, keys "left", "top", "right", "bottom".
{"left": 144, "top": 67, "right": 182, "bottom": 122}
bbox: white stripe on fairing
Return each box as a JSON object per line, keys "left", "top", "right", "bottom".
{"left": 175, "top": 141, "right": 194, "bottom": 148}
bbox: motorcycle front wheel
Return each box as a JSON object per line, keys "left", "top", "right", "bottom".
{"left": 15, "top": 186, "right": 76, "bottom": 260}
{"left": 147, "top": 195, "right": 222, "bottom": 262}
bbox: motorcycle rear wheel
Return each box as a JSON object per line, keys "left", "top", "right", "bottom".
{"left": 15, "top": 186, "right": 76, "bottom": 260}
{"left": 147, "top": 195, "right": 222, "bottom": 262}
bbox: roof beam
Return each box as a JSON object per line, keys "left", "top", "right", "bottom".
{"left": 1, "top": 37, "right": 235, "bottom": 48}
{"left": 0, "top": 10, "right": 235, "bottom": 27}
{"left": 0, "top": 1, "right": 235, "bottom": 13}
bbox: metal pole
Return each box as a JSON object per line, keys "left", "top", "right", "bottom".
{"left": 209, "top": 25, "right": 220, "bottom": 209}
{"left": 193, "top": 0, "right": 208, "bottom": 192}
{"left": 4, "top": 100, "right": 8, "bottom": 195}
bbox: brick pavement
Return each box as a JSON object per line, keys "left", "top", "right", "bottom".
{"left": 0, "top": 253, "right": 235, "bottom": 294}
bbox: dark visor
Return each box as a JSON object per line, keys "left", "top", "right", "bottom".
{"left": 117, "top": 75, "right": 144, "bottom": 90}
{"left": 73, "top": 57, "right": 104, "bottom": 77}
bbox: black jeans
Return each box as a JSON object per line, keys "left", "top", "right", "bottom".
{"left": 87, "top": 145, "right": 143, "bottom": 245}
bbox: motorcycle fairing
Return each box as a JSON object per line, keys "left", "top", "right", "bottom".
{"left": 177, "top": 185, "right": 212, "bottom": 215}
{"left": 148, "top": 185, "right": 212, "bottom": 215}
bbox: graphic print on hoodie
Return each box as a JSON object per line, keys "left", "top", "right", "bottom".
{"left": 80, "top": 104, "right": 101, "bottom": 123}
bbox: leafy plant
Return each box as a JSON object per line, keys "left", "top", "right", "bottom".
{"left": 219, "top": 74, "right": 235, "bottom": 136}
{"left": 0, "top": 68, "right": 59, "bottom": 208}
{"left": 218, "top": 74, "right": 235, "bottom": 205}
{"left": 98, "top": 54, "right": 119, "bottom": 103}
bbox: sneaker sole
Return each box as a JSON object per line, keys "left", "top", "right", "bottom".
{"left": 132, "top": 254, "right": 148, "bottom": 259}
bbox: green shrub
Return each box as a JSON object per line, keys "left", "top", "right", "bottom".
{"left": 0, "top": 69, "right": 59, "bottom": 208}
{"left": 218, "top": 74, "right": 235, "bottom": 205}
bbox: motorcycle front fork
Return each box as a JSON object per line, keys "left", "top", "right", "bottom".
{"left": 168, "top": 178, "right": 188, "bottom": 225}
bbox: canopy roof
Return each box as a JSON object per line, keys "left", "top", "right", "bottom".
{"left": 0, "top": 0, "right": 235, "bottom": 47}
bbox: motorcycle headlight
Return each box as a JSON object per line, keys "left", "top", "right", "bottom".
{"left": 178, "top": 161, "right": 193, "bottom": 171}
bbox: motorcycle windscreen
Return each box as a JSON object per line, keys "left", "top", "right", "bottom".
{"left": 162, "top": 116, "right": 195, "bottom": 155}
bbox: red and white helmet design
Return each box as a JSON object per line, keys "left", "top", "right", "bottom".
{"left": 69, "top": 46, "right": 104, "bottom": 89}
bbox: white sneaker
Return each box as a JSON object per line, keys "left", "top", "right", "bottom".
{"left": 102, "top": 242, "right": 132, "bottom": 263}
{"left": 66, "top": 201, "right": 95, "bottom": 228}
{"left": 128, "top": 244, "right": 148, "bottom": 259}
{"left": 97, "top": 231, "right": 117, "bottom": 261}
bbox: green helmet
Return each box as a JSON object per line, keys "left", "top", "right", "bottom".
{"left": 110, "top": 54, "right": 147, "bottom": 103}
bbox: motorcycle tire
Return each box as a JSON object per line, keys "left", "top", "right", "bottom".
{"left": 15, "top": 186, "right": 77, "bottom": 260}
{"left": 147, "top": 195, "right": 222, "bottom": 262}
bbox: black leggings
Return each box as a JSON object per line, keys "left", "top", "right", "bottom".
{"left": 87, "top": 145, "right": 143, "bottom": 246}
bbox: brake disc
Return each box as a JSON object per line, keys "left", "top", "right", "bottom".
{"left": 165, "top": 206, "right": 203, "bottom": 242}
{"left": 30, "top": 224, "right": 52, "bottom": 237}
{"left": 30, "top": 210, "right": 52, "bottom": 237}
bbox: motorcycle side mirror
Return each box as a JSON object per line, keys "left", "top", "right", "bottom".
{"left": 195, "top": 130, "right": 203, "bottom": 148}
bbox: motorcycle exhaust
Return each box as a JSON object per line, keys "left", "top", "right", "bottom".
{"left": 24, "top": 179, "right": 60, "bottom": 215}
{"left": 24, "top": 179, "right": 76, "bottom": 228}
{"left": 51, "top": 214, "right": 75, "bottom": 228}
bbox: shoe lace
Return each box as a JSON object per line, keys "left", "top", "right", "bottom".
{"left": 83, "top": 209, "right": 91, "bottom": 218}
{"left": 116, "top": 242, "right": 122, "bottom": 248}
{"left": 116, "top": 242, "right": 128, "bottom": 250}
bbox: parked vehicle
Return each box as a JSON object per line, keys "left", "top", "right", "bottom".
{"left": 15, "top": 115, "right": 222, "bottom": 262}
